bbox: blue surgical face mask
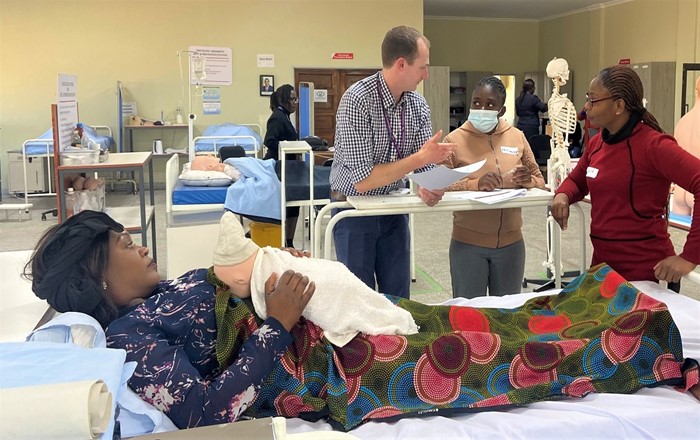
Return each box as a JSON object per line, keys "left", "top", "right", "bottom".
{"left": 468, "top": 109, "right": 500, "bottom": 133}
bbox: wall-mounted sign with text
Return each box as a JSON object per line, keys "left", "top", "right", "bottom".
{"left": 314, "top": 90, "right": 328, "bottom": 103}
{"left": 332, "top": 52, "right": 354, "bottom": 60}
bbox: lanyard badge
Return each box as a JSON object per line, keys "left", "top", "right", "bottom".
{"left": 377, "top": 76, "right": 406, "bottom": 160}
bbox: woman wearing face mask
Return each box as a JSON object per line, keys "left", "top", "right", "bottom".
{"left": 441, "top": 76, "right": 545, "bottom": 298}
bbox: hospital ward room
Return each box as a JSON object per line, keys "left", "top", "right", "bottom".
{"left": 1, "top": 0, "right": 700, "bottom": 439}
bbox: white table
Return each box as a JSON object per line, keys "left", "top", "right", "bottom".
{"left": 313, "top": 188, "right": 587, "bottom": 289}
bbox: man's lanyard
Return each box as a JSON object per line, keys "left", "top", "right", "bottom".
{"left": 377, "top": 76, "right": 406, "bottom": 159}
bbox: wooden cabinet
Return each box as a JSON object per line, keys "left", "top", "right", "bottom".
{"left": 424, "top": 66, "right": 450, "bottom": 137}
{"left": 631, "top": 62, "right": 676, "bottom": 133}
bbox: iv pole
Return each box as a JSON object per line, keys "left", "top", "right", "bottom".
{"left": 177, "top": 49, "right": 206, "bottom": 162}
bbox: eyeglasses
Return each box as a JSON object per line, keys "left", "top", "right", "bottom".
{"left": 585, "top": 93, "right": 615, "bottom": 105}
{"left": 290, "top": 97, "right": 299, "bottom": 103}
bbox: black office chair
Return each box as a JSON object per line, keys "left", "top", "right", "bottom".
{"left": 528, "top": 134, "right": 551, "bottom": 182}
{"left": 218, "top": 145, "right": 247, "bottom": 161}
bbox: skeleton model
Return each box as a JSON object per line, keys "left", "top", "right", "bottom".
{"left": 544, "top": 58, "right": 578, "bottom": 279}
{"left": 546, "top": 58, "right": 577, "bottom": 191}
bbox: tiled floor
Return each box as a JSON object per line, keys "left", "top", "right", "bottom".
{"left": 1, "top": 187, "right": 698, "bottom": 304}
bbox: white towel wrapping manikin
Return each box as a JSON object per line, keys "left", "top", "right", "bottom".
{"left": 249, "top": 247, "right": 419, "bottom": 346}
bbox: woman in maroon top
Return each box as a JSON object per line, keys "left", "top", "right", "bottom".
{"left": 551, "top": 65, "right": 700, "bottom": 291}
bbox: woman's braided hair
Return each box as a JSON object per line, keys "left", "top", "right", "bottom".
{"left": 269, "top": 84, "right": 295, "bottom": 111}
{"left": 597, "top": 65, "right": 664, "bottom": 133}
{"left": 477, "top": 76, "right": 507, "bottom": 106}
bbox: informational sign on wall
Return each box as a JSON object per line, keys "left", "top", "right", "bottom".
{"left": 121, "top": 101, "right": 137, "bottom": 116}
{"left": 203, "top": 87, "right": 221, "bottom": 115}
{"left": 314, "top": 89, "right": 328, "bottom": 103}
{"left": 56, "top": 73, "right": 78, "bottom": 153}
{"left": 189, "top": 46, "right": 232, "bottom": 85}
{"left": 257, "top": 54, "right": 275, "bottom": 68}
{"left": 332, "top": 52, "right": 354, "bottom": 60}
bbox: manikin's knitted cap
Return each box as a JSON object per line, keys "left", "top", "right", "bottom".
{"left": 213, "top": 211, "right": 260, "bottom": 266}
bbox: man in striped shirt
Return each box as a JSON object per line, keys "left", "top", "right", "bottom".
{"left": 330, "top": 25, "right": 456, "bottom": 298}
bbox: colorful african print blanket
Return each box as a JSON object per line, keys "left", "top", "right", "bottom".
{"left": 214, "top": 264, "right": 699, "bottom": 431}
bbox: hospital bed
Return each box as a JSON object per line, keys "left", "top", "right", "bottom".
{"left": 283, "top": 276, "right": 700, "bottom": 440}
{"left": 166, "top": 145, "right": 331, "bottom": 220}
{"left": 2, "top": 258, "right": 698, "bottom": 439}
{"left": 190, "top": 123, "right": 263, "bottom": 162}
{"left": 10, "top": 125, "right": 114, "bottom": 199}
{"left": 164, "top": 148, "right": 331, "bottom": 277}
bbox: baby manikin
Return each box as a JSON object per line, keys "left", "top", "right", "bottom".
{"left": 212, "top": 211, "right": 418, "bottom": 346}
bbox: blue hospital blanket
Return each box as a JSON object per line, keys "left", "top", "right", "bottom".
{"left": 224, "top": 158, "right": 281, "bottom": 220}
{"left": 23, "top": 125, "right": 115, "bottom": 155}
{"left": 0, "top": 342, "right": 128, "bottom": 440}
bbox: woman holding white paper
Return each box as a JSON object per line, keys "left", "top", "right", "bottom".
{"left": 441, "top": 76, "right": 545, "bottom": 298}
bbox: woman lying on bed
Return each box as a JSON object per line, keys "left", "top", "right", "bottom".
{"left": 23, "top": 211, "right": 700, "bottom": 432}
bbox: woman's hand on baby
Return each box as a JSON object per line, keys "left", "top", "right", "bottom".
{"left": 282, "top": 247, "right": 311, "bottom": 258}
{"left": 264, "top": 270, "right": 315, "bottom": 332}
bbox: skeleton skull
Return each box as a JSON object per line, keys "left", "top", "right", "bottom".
{"left": 546, "top": 58, "right": 570, "bottom": 86}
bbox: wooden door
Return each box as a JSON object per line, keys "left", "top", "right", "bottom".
{"left": 294, "top": 68, "right": 377, "bottom": 146}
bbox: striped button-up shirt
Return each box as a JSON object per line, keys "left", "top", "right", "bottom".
{"left": 330, "top": 71, "right": 433, "bottom": 196}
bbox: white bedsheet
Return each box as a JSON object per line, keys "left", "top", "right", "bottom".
{"left": 287, "top": 281, "right": 700, "bottom": 440}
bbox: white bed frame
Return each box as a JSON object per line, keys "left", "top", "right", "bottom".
{"left": 279, "top": 141, "right": 331, "bottom": 249}
{"left": 188, "top": 123, "right": 264, "bottom": 162}
{"left": 165, "top": 153, "right": 225, "bottom": 214}
{"left": 0, "top": 126, "right": 113, "bottom": 218}
{"left": 16, "top": 125, "right": 113, "bottom": 200}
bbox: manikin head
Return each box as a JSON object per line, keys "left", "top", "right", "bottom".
{"left": 212, "top": 211, "right": 260, "bottom": 298}
{"left": 547, "top": 57, "right": 570, "bottom": 86}
{"left": 191, "top": 155, "right": 226, "bottom": 172}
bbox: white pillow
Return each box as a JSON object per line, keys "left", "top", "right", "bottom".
{"left": 178, "top": 163, "right": 232, "bottom": 187}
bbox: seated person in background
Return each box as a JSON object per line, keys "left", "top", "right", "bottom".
{"left": 568, "top": 120, "right": 583, "bottom": 158}
{"left": 191, "top": 155, "right": 240, "bottom": 180}
{"left": 213, "top": 210, "right": 418, "bottom": 346}
{"left": 24, "top": 210, "right": 700, "bottom": 431}
{"left": 577, "top": 108, "right": 599, "bottom": 148}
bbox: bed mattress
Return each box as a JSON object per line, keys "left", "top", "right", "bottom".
{"left": 172, "top": 180, "right": 228, "bottom": 205}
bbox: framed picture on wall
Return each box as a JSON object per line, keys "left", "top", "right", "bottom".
{"left": 260, "top": 75, "right": 274, "bottom": 96}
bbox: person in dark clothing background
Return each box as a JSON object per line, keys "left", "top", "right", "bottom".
{"left": 263, "top": 84, "right": 300, "bottom": 248}
{"left": 515, "top": 79, "right": 548, "bottom": 141}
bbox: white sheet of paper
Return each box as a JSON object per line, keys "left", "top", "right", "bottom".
{"left": 449, "top": 188, "right": 528, "bottom": 204}
{"left": 407, "top": 159, "right": 486, "bottom": 190}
